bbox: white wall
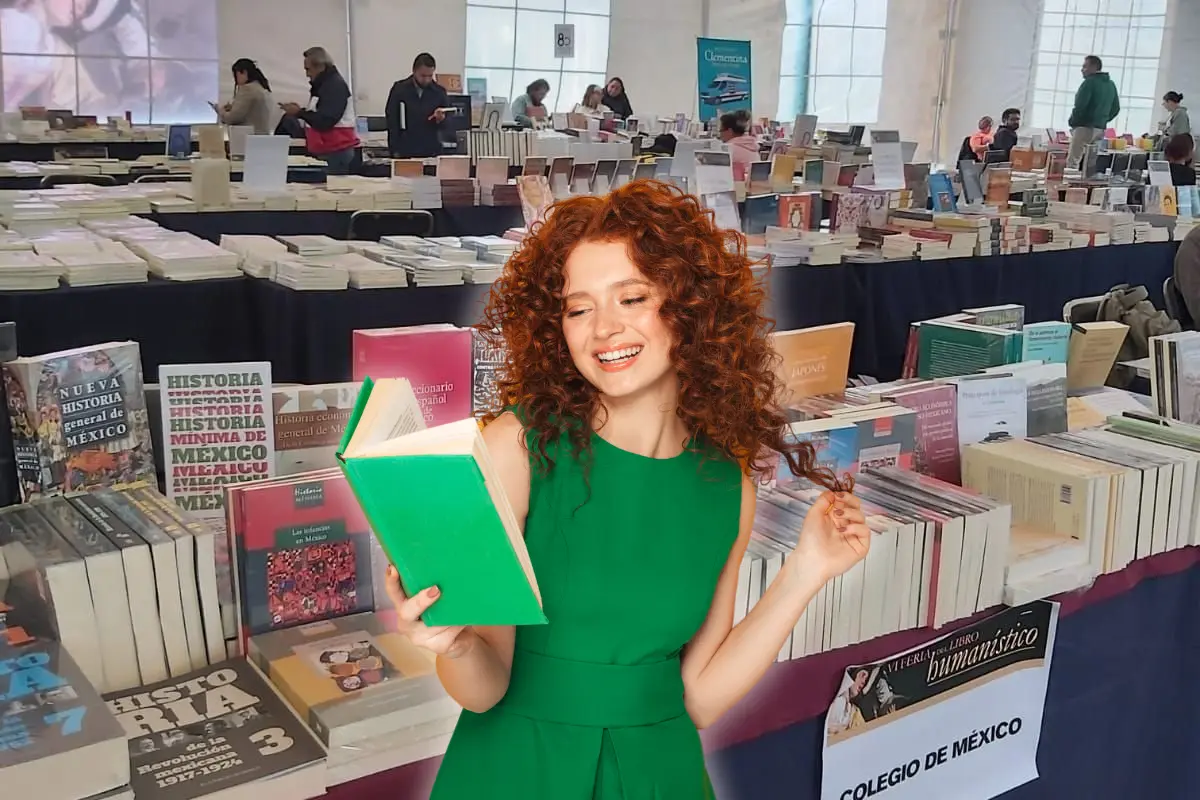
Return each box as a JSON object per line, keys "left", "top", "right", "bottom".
{"left": 706, "top": 0, "right": 785, "bottom": 121}
{"left": 938, "top": 0, "right": 1042, "bottom": 165}
{"left": 877, "top": 0, "right": 951, "bottom": 162}
{"left": 348, "top": 0, "right": 467, "bottom": 115}
{"left": 217, "top": 0, "right": 350, "bottom": 106}
{"left": 1156, "top": 0, "right": 1200, "bottom": 131}
{"left": 608, "top": 0, "right": 704, "bottom": 121}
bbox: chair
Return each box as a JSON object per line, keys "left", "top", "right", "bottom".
{"left": 1164, "top": 275, "right": 1195, "bottom": 329}
{"left": 347, "top": 210, "right": 435, "bottom": 241}
{"left": 39, "top": 174, "right": 116, "bottom": 189}
{"left": 134, "top": 174, "right": 181, "bottom": 183}
{"left": 1063, "top": 294, "right": 1106, "bottom": 324}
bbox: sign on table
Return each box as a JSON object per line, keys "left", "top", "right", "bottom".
{"left": 821, "top": 600, "right": 1059, "bottom": 800}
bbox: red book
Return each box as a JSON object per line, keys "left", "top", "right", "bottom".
{"left": 352, "top": 325, "right": 473, "bottom": 426}
{"left": 886, "top": 383, "right": 960, "bottom": 485}
{"left": 227, "top": 469, "right": 376, "bottom": 651}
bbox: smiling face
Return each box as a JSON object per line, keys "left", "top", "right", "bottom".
{"left": 561, "top": 240, "right": 677, "bottom": 403}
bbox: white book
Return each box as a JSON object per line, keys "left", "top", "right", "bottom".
{"left": 0, "top": 506, "right": 107, "bottom": 689}
{"left": 36, "top": 497, "right": 141, "bottom": 692}
{"left": 95, "top": 489, "right": 193, "bottom": 677}
{"left": 71, "top": 493, "right": 169, "bottom": 685}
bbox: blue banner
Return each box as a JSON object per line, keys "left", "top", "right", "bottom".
{"left": 696, "top": 38, "right": 753, "bottom": 123}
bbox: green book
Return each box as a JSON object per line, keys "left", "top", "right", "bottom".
{"left": 337, "top": 377, "right": 546, "bottom": 627}
{"left": 917, "top": 320, "right": 1021, "bottom": 379}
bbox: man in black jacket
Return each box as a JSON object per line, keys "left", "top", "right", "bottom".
{"left": 989, "top": 108, "right": 1021, "bottom": 160}
{"left": 280, "top": 46, "right": 360, "bottom": 174}
{"left": 385, "top": 53, "right": 450, "bottom": 159}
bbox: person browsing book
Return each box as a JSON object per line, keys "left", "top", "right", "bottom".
{"left": 510, "top": 78, "right": 550, "bottom": 128}
{"left": 600, "top": 76, "right": 633, "bottom": 119}
{"left": 279, "top": 46, "right": 360, "bottom": 174}
{"left": 385, "top": 52, "right": 451, "bottom": 158}
{"left": 1165, "top": 133, "right": 1196, "bottom": 186}
{"left": 989, "top": 108, "right": 1020, "bottom": 160}
{"left": 578, "top": 84, "right": 603, "bottom": 113}
{"left": 211, "top": 58, "right": 275, "bottom": 134}
{"left": 383, "top": 179, "right": 871, "bottom": 799}
{"left": 719, "top": 109, "right": 758, "bottom": 182}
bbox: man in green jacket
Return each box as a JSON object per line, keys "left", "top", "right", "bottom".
{"left": 1067, "top": 55, "right": 1121, "bottom": 170}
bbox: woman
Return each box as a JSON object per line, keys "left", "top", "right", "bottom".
{"left": 211, "top": 58, "right": 275, "bottom": 134}
{"left": 510, "top": 78, "right": 550, "bottom": 128}
{"left": 1161, "top": 92, "right": 1191, "bottom": 140}
{"left": 970, "top": 115, "right": 994, "bottom": 160}
{"left": 1165, "top": 133, "right": 1196, "bottom": 186}
{"left": 600, "top": 76, "right": 633, "bottom": 119}
{"left": 576, "top": 84, "right": 603, "bottom": 114}
{"left": 385, "top": 180, "right": 870, "bottom": 798}
{"left": 719, "top": 109, "right": 759, "bottom": 182}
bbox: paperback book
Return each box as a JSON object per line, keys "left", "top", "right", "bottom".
{"left": 2, "top": 342, "right": 155, "bottom": 501}
{"left": 104, "top": 659, "right": 326, "bottom": 800}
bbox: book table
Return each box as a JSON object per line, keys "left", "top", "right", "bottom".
{"left": 320, "top": 547, "right": 1200, "bottom": 800}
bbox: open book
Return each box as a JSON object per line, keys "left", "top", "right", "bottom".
{"left": 337, "top": 377, "right": 546, "bottom": 627}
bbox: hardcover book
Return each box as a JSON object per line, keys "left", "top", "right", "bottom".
{"left": 2, "top": 342, "right": 155, "bottom": 501}
{"left": 471, "top": 329, "right": 506, "bottom": 418}
{"left": 0, "top": 616, "right": 130, "bottom": 800}
{"left": 885, "top": 383, "right": 961, "bottom": 484}
{"left": 226, "top": 469, "right": 378, "bottom": 651}
{"left": 352, "top": 325, "right": 473, "bottom": 426}
{"left": 338, "top": 378, "right": 546, "bottom": 627}
{"left": 158, "top": 362, "right": 275, "bottom": 516}
{"left": 272, "top": 382, "right": 362, "bottom": 476}
{"left": 247, "top": 612, "right": 459, "bottom": 751}
{"left": 104, "top": 659, "right": 325, "bottom": 800}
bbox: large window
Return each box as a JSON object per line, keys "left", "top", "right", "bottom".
{"left": 1031, "top": 0, "right": 1167, "bottom": 136}
{"left": 466, "top": 0, "right": 609, "bottom": 115}
{"left": 778, "top": 0, "right": 887, "bottom": 124}
{"left": 0, "top": 0, "right": 219, "bottom": 124}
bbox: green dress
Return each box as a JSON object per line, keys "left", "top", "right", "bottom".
{"left": 430, "top": 424, "right": 744, "bottom": 799}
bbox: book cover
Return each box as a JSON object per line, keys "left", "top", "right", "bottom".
{"left": 781, "top": 421, "right": 859, "bottom": 482}
{"left": 0, "top": 621, "right": 129, "bottom": 800}
{"left": 2, "top": 342, "right": 155, "bottom": 501}
{"left": 886, "top": 383, "right": 960, "bottom": 484}
{"left": 778, "top": 193, "right": 815, "bottom": 230}
{"left": 1021, "top": 321, "right": 1071, "bottom": 364}
{"left": 917, "top": 321, "right": 1019, "bottom": 379}
{"left": 845, "top": 410, "right": 918, "bottom": 472}
{"left": 272, "top": 382, "right": 361, "bottom": 476}
{"left": 228, "top": 472, "right": 376, "bottom": 646}
{"left": 247, "top": 612, "right": 457, "bottom": 748}
{"left": 159, "top": 362, "right": 274, "bottom": 517}
{"left": 352, "top": 326, "right": 472, "bottom": 426}
{"left": 954, "top": 375, "right": 1028, "bottom": 449}
{"left": 770, "top": 323, "right": 856, "bottom": 404}
{"left": 471, "top": 329, "right": 506, "bottom": 418}
{"left": 104, "top": 659, "right": 325, "bottom": 800}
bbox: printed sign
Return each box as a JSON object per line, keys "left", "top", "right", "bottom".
{"left": 554, "top": 23, "right": 575, "bottom": 59}
{"left": 821, "top": 600, "right": 1059, "bottom": 800}
{"left": 696, "top": 37, "right": 752, "bottom": 123}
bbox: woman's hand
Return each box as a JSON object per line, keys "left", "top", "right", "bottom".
{"left": 384, "top": 564, "right": 474, "bottom": 658}
{"left": 792, "top": 491, "right": 870, "bottom": 582}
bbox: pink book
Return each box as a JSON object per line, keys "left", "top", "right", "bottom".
{"left": 352, "top": 325, "right": 473, "bottom": 426}
{"left": 885, "top": 383, "right": 960, "bottom": 485}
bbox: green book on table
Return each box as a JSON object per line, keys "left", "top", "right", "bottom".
{"left": 337, "top": 376, "right": 546, "bottom": 627}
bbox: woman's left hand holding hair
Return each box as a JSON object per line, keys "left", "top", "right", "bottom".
{"left": 791, "top": 491, "right": 870, "bottom": 582}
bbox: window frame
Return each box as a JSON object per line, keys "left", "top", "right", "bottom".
{"left": 465, "top": 0, "right": 611, "bottom": 114}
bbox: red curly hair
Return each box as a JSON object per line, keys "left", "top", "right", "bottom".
{"left": 478, "top": 179, "right": 849, "bottom": 492}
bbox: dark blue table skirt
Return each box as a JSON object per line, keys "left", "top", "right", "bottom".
{"left": 0, "top": 239, "right": 1179, "bottom": 387}
{"left": 147, "top": 207, "right": 525, "bottom": 243}
{"left": 320, "top": 550, "right": 1200, "bottom": 800}
{"left": 706, "top": 557, "right": 1200, "bottom": 800}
